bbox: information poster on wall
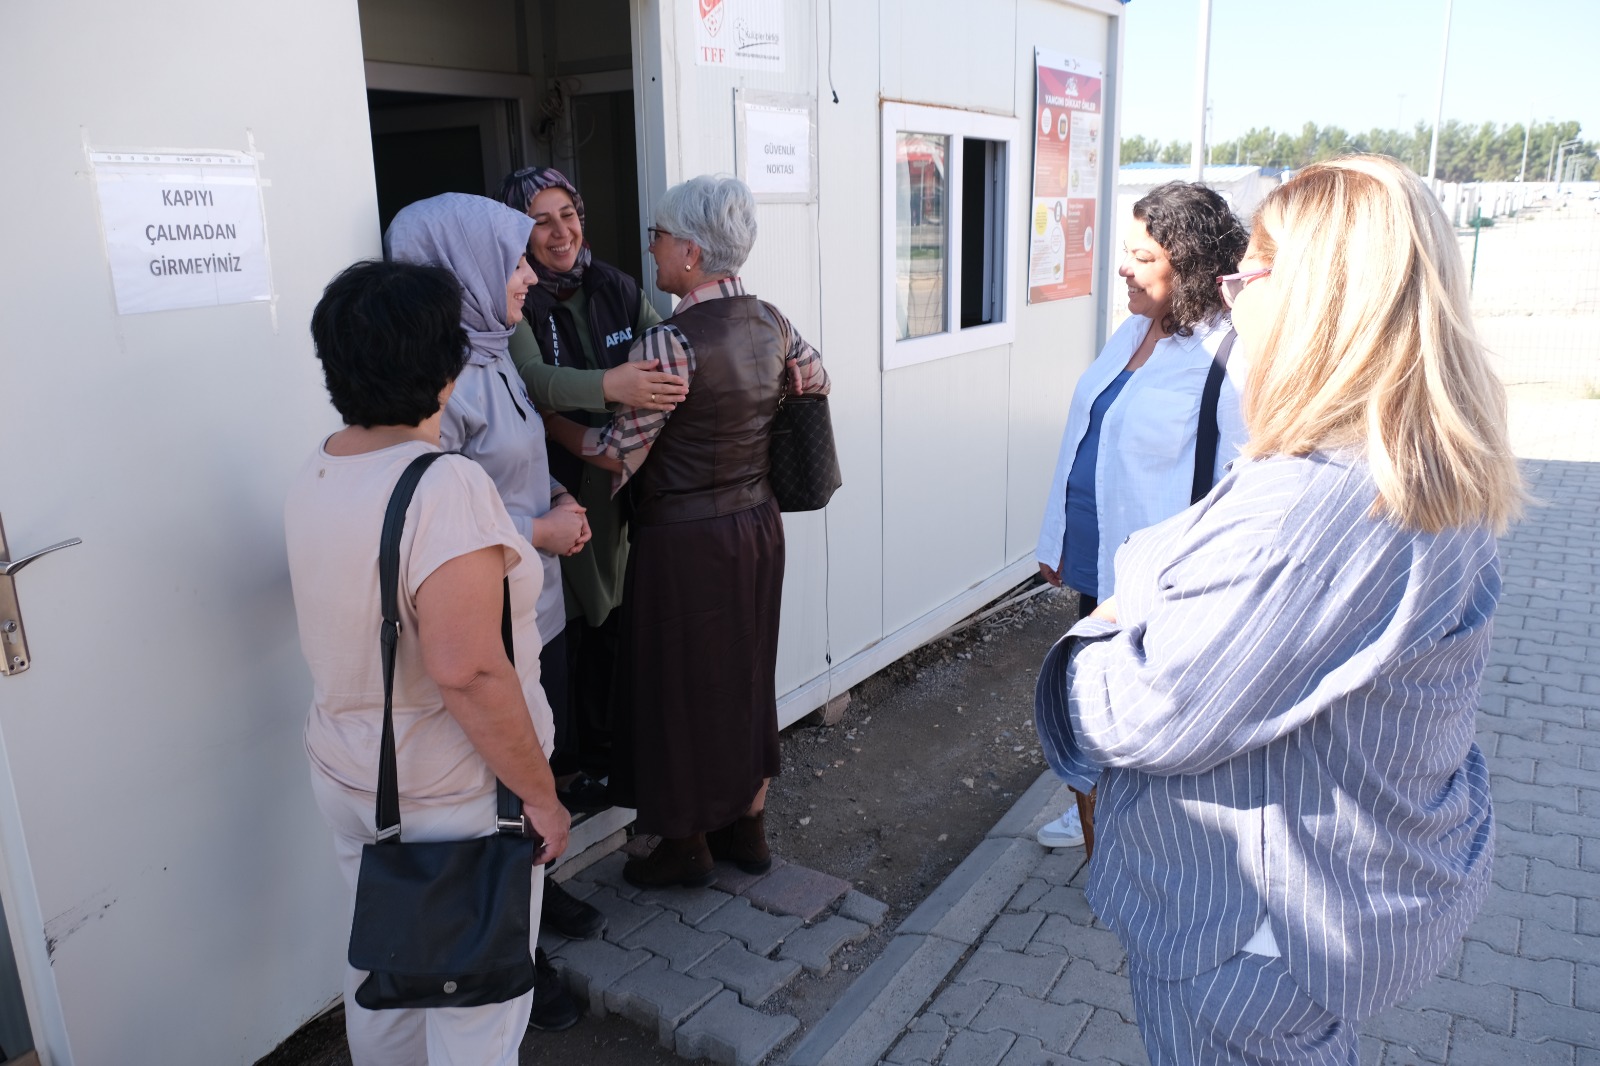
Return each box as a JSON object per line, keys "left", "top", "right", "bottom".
{"left": 735, "top": 90, "right": 817, "bottom": 203}
{"left": 695, "top": 0, "right": 785, "bottom": 71}
{"left": 1027, "top": 49, "right": 1102, "bottom": 304}
{"left": 92, "top": 150, "right": 271, "bottom": 315}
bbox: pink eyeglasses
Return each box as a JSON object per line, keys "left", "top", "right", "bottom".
{"left": 1216, "top": 268, "right": 1272, "bottom": 308}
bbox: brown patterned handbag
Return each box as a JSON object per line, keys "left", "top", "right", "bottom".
{"left": 768, "top": 390, "right": 842, "bottom": 512}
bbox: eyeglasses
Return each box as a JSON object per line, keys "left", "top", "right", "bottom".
{"left": 1216, "top": 268, "right": 1272, "bottom": 309}
{"left": 647, "top": 226, "right": 674, "bottom": 244}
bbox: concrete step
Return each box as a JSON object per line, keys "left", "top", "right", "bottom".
{"left": 543, "top": 843, "right": 890, "bottom": 1066}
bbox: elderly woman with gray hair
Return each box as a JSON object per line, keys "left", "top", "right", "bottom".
{"left": 545, "top": 175, "right": 830, "bottom": 887}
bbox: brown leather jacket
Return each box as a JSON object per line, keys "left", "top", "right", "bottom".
{"left": 629, "top": 295, "right": 786, "bottom": 525}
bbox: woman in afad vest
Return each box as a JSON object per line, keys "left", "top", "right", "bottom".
{"left": 500, "top": 166, "right": 680, "bottom": 943}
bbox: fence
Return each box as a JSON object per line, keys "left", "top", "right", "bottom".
{"left": 1461, "top": 182, "right": 1600, "bottom": 404}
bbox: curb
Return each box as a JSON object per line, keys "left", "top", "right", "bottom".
{"left": 784, "top": 770, "right": 1072, "bottom": 1066}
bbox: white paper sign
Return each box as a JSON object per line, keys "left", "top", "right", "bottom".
{"left": 92, "top": 151, "right": 271, "bottom": 315}
{"left": 743, "top": 104, "right": 811, "bottom": 198}
{"left": 695, "top": 0, "right": 785, "bottom": 71}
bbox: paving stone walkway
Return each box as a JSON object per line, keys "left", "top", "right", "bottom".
{"left": 544, "top": 837, "right": 890, "bottom": 1066}
{"left": 787, "top": 455, "right": 1600, "bottom": 1065}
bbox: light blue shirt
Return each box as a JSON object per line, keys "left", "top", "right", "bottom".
{"left": 1036, "top": 313, "right": 1248, "bottom": 599}
{"left": 1035, "top": 450, "right": 1497, "bottom": 1022}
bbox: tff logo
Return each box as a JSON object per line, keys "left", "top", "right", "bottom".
{"left": 700, "top": 0, "right": 724, "bottom": 36}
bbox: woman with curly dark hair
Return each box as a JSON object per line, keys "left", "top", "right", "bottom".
{"left": 1032, "top": 181, "right": 1248, "bottom": 852}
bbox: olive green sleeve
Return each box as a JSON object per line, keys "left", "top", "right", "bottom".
{"left": 636, "top": 297, "right": 664, "bottom": 334}
{"left": 509, "top": 320, "right": 609, "bottom": 413}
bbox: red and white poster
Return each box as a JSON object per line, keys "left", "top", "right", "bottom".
{"left": 1028, "top": 48, "right": 1102, "bottom": 304}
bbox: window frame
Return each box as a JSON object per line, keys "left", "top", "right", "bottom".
{"left": 881, "top": 101, "right": 1020, "bottom": 371}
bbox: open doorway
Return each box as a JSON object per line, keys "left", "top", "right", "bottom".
{"left": 560, "top": 77, "right": 644, "bottom": 283}
{"left": 358, "top": 0, "right": 646, "bottom": 276}
{"left": 353, "top": 0, "right": 653, "bottom": 876}
{"left": 368, "top": 91, "right": 520, "bottom": 232}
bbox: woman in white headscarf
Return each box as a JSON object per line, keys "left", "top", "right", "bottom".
{"left": 384, "top": 192, "right": 588, "bottom": 1032}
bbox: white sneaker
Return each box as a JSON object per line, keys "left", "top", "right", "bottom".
{"left": 1036, "top": 806, "right": 1085, "bottom": 848}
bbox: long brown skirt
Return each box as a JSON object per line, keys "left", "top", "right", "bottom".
{"left": 610, "top": 497, "right": 784, "bottom": 838}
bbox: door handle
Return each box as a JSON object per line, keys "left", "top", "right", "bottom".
{"left": 0, "top": 514, "right": 83, "bottom": 676}
{"left": 0, "top": 538, "right": 82, "bottom": 577}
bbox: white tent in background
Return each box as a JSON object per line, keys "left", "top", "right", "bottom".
{"left": 1117, "top": 162, "right": 1279, "bottom": 221}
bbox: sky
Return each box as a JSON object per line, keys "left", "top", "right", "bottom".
{"left": 1120, "top": 0, "right": 1600, "bottom": 146}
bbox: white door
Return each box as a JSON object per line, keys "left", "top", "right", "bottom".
{"left": 0, "top": 2, "right": 381, "bottom": 1062}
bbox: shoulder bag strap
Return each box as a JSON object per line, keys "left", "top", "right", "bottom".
{"left": 1190, "top": 329, "right": 1238, "bottom": 506}
{"left": 494, "top": 580, "right": 526, "bottom": 836}
{"left": 375, "top": 451, "right": 524, "bottom": 842}
{"left": 375, "top": 451, "right": 450, "bottom": 843}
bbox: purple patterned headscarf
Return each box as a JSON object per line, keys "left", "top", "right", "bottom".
{"left": 499, "top": 166, "right": 592, "bottom": 294}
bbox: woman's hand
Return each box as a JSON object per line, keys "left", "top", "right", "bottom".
{"left": 603, "top": 359, "right": 687, "bottom": 411}
{"left": 523, "top": 792, "right": 571, "bottom": 865}
{"left": 1038, "top": 561, "right": 1063, "bottom": 588}
{"left": 552, "top": 494, "right": 591, "bottom": 556}
{"left": 1089, "top": 596, "right": 1119, "bottom": 623}
{"left": 532, "top": 502, "right": 588, "bottom": 557}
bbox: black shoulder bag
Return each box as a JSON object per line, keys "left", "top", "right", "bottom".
{"left": 347, "top": 451, "right": 540, "bottom": 1010}
{"left": 1189, "top": 329, "right": 1238, "bottom": 505}
{"left": 768, "top": 369, "right": 843, "bottom": 513}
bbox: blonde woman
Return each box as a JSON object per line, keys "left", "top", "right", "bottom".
{"left": 1034, "top": 154, "right": 1522, "bottom": 1064}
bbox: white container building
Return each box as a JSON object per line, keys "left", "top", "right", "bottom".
{"left": 0, "top": 1, "right": 1128, "bottom": 1061}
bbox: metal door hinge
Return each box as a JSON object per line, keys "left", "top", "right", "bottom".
{"left": 0, "top": 514, "right": 82, "bottom": 676}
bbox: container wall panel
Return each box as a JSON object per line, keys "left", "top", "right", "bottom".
{"left": 881, "top": 346, "right": 1013, "bottom": 631}
{"left": 879, "top": 0, "right": 1019, "bottom": 116}
{"left": 357, "top": 0, "right": 522, "bottom": 71}
{"left": 1006, "top": 0, "right": 1119, "bottom": 564}
{"left": 0, "top": 2, "right": 383, "bottom": 1062}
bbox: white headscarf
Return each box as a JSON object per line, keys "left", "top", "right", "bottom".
{"left": 383, "top": 193, "right": 533, "bottom": 366}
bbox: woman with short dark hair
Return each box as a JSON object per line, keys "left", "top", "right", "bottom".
{"left": 288, "top": 259, "right": 569, "bottom": 1064}
{"left": 1032, "top": 182, "right": 1250, "bottom": 851}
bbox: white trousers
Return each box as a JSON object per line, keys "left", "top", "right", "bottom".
{"left": 311, "top": 770, "right": 545, "bottom": 1066}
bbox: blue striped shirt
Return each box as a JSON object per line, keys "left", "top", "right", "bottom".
{"left": 1035, "top": 449, "right": 1497, "bottom": 1022}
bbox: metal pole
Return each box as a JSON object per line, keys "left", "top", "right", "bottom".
{"left": 1469, "top": 205, "right": 1482, "bottom": 293}
{"left": 1556, "top": 138, "right": 1581, "bottom": 193}
{"left": 1191, "top": 0, "right": 1213, "bottom": 182}
{"left": 1517, "top": 118, "right": 1530, "bottom": 182}
{"left": 1425, "top": 0, "right": 1454, "bottom": 184}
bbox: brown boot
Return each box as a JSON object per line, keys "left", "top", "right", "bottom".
{"left": 622, "top": 833, "right": 713, "bottom": 889}
{"left": 707, "top": 811, "right": 772, "bottom": 875}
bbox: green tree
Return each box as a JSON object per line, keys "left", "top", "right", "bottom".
{"left": 1119, "top": 119, "right": 1592, "bottom": 183}
{"left": 1120, "top": 134, "right": 1161, "bottom": 165}
{"left": 1158, "top": 139, "right": 1192, "bottom": 165}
